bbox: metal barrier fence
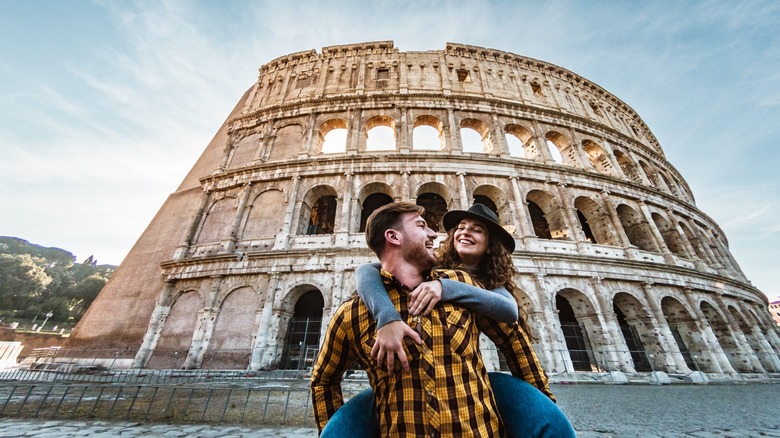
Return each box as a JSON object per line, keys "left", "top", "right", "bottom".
{"left": 0, "top": 382, "right": 325, "bottom": 426}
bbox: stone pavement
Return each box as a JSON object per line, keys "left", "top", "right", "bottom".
{"left": 2, "top": 383, "right": 779, "bottom": 437}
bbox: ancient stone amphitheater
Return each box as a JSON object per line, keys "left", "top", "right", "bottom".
{"left": 67, "top": 41, "right": 780, "bottom": 379}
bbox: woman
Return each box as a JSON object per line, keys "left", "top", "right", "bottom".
{"left": 321, "top": 204, "right": 575, "bottom": 438}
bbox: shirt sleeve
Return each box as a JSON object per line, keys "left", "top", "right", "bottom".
{"left": 355, "top": 262, "right": 402, "bottom": 328}
{"left": 476, "top": 316, "right": 555, "bottom": 402}
{"left": 310, "top": 301, "right": 360, "bottom": 432}
{"left": 438, "top": 279, "right": 519, "bottom": 323}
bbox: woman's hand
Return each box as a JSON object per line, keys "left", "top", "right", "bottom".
{"left": 371, "top": 320, "right": 421, "bottom": 374}
{"left": 409, "top": 280, "right": 442, "bottom": 316}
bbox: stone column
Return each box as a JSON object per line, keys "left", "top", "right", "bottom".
{"left": 226, "top": 183, "right": 254, "bottom": 252}
{"left": 532, "top": 121, "right": 555, "bottom": 164}
{"left": 713, "top": 295, "right": 765, "bottom": 373}
{"left": 251, "top": 273, "right": 281, "bottom": 369}
{"left": 491, "top": 113, "right": 510, "bottom": 157}
{"left": 457, "top": 171, "right": 469, "bottom": 209}
{"left": 681, "top": 290, "right": 731, "bottom": 374}
{"left": 601, "top": 139, "right": 625, "bottom": 178}
{"left": 666, "top": 209, "right": 701, "bottom": 265}
{"left": 174, "top": 191, "right": 212, "bottom": 260}
{"left": 133, "top": 281, "right": 176, "bottom": 368}
{"left": 590, "top": 277, "right": 635, "bottom": 372}
{"left": 184, "top": 276, "right": 223, "bottom": 369}
{"left": 399, "top": 107, "right": 411, "bottom": 153}
{"left": 637, "top": 201, "right": 672, "bottom": 261}
{"left": 598, "top": 191, "right": 635, "bottom": 251}
{"left": 273, "top": 176, "right": 301, "bottom": 250}
{"left": 446, "top": 108, "right": 462, "bottom": 153}
{"left": 301, "top": 113, "right": 318, "bottom": 158}
{"left": 566, "top": 128, "right": 593, "bottom": 171}
{"left": 552, "top": 182, "right": 586, "bottom": 244}
{"left": 641, "top": 283, "right": 690, "bottom": 373}
{"left": 533, "top": 274, "right": 568, "bottom": 373}
{"left": 509, "top": 176, "right": 532, "bottom": 238}
{"left": 399, "top": 54, "right": 409, "bottom": 94}
{"left": 335, "top": 171, "right": 355, "bottom": 247}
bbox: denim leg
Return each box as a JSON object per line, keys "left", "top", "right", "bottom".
{"left": 489, "top": 372, "right": 576, "bottom": 438}
{"left": 321, "top": 388, "right": 377, "bottom": 438}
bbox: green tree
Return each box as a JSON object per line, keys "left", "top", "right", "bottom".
{"left": 68, "top": 274, "right": 107, "bottom": 316}
{"left": 0, "top": 253, "right": 52, "bottom": 308}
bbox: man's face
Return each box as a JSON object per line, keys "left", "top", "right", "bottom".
{"left": 397, "top": 212, "right": 438, "bottom": 270}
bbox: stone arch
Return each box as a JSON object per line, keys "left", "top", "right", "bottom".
{"left": 413, "top": 115, "right": 445, "bottom": 150}
{"left": 616, "top": 204, "right": 657, "bottom": 252}
{"left": 298, "top": 185, "right": 338, "bottom": 235}
{"left": 504, "top": 123, "right": 537, "bottom": 159}
{"left": 651, "top": 212, "right": 687, "bottom": 258}
{"left": 659, "top": 172, "right": 680, "bottom": 197}
{"left": 582, "top": 140, "right": 615, "bottom": 175}
{"left": 555, "top": 289, "right": 599, "bottom": 371}
{"left": 416, "top": 182, "right": 453, "bottom": 232}
{"left": 574, "top": 196, "right": 618, "bottom": 245}
{"left": 700, "top": 301, "right": 751, "bottom": 372}
{"left": 228, "top": 133, "right": 261, "bottom": 170}
{"left": 612, "top": 292, "right": 659, "bottom": 372}
{"left": 728, "top": 305, "right": 778, "bottom": 372}
{"left": 196, "top": 196, "right": 237, "bottom": 244}
{"left": 545, "top": 131, "right": 574, "bottom": 166}
{"left": 358, "top": 182, "right": 395, "bottom": 232}
{"left": 279, "top": 286, "right": 325, "bottom": 370}
{"left": 202, "top": 286, "right": 260, "bottom": 369}
{"left": 678, "top": 221, "right": 710, "bottom": 263}
{"left": 473, "top": 184, "right": 513, "bottom": 235}
{"left": 527, "top": 189, "right": 569, "bottom": 240}
{"left": 638, "top": 160, "right": 659, "bottom": 188}
{"left": 661, "top": 296, "right": 706, "bottom": 372}
{"left": 460, "top": 117, "right": 492, "bottom": 153}
{"left": 317, "top": 118, "right": 348, "bottom": 154}
{"left": 365, "top": 115, "right": 396, "bottom": 151}
{"left": 147, "top": 290, "right": 203, "bottom": 369}
{"left": 268, "top": 123, "right": 304, "bottom": 162}
{"left": 242, "top": 189, "right": 285, "bottom": 240}
{"left": 613, "top": 149, "right": 643, "bottom": 184}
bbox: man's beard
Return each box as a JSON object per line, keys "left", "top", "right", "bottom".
{"left": 402, "top": 239, "right": 436, "bottom": 271}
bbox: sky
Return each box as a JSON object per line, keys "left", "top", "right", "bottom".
{"left": 1, "top": 0, "right": 778, "bottom": 301}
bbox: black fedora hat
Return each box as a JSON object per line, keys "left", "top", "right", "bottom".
{"left": 442, "top": 204, "right": 516, "bottom": 253}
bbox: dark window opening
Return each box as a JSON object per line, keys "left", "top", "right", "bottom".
{"left": 416, "top": 193, "right": 448, "bottom": 232}
{"left": 456, "top": 69, "right": 470, "bottom": 82}
{"left": 528, "top": 201, "right": 552, "bottom": 239}
{"left": 531, "top": 82, "right": 544, "bottom": 97}
{"left": 473, "top": 195, "right": 498, "bottom": 215}
{"left": 360, "top": 193, "right": 394, "bottom": 232}
{"left": 669, "top": 326, "right": 697, "bottom": 370}
{"left": 614, "top": 305, "right": 652, "bottom": 372}
{"left": 307, "top": 195, "right": 337, "bottom": 235}
{"left": 557, "top": 296, "right": 595, "bottom": 372}
{"left": 576, "top": 210, "right": 596, "bottom": 243}
{"left": 376, "top": 68, "right": 390, "bottom": 80}
{"left": 281, "top": 290, "right": 324, "bottom": 370}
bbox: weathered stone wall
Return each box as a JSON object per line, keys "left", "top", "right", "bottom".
{"left": 67, "top": 42, "right": 780, "bottom": 377}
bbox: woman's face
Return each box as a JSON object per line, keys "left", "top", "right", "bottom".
{"left": 453, "top": 218, "right": 490, "bottom": 267}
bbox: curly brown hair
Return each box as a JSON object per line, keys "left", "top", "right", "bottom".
{"left": 437, "top": 227, "right": 536, "bottom": 338}
{"left": 436, "top": 228, "right": 517, "bottom": 294}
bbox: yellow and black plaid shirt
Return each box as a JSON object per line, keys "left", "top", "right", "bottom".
{"left": 311, "top": 269, "right": 504, "bottom": 437}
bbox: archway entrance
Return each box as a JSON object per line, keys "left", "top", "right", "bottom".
{"left": 281, "top": 290, "right": 324, "bottom": 370}
{"left": 556, "top": 295, "right": 595, "bottom": 371}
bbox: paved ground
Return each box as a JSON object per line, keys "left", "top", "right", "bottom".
{"left": 2, "top": 383, "right": 779, "bottom": 437}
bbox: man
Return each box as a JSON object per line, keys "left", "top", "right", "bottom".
{"left": 310, "top": 202, "right": 504, "bottom": 437}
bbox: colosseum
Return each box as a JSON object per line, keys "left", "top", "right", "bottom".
{"left": 66, "top": 41, "right": 780, "bottom": 381}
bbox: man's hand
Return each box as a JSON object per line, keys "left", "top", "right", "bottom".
{"left": 409, "top": 280, "right": 442, "bottom": 316}
{"left": 371, "top": 320, "right": 421, "bottom": 374}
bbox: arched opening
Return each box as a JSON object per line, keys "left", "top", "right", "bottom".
{"left": 613, "top": 302, "right": 652, "bottom": 371}
{"left": 616, "top": 204, "right": 657, "bottom": 252}
{"left": 661, "top": 297, "right": 702, "bottom": 372}
{"left": 729, "top": 306, "right": 777, "bottom": 372}
{"left": 413, "top": 115, "right": 444, "bottom": 150}
{"left": 556, "top": 294, "right": 596, "bottom": 371}
{"left": 365, "top": 115, "right": 396, "bottom": 151}
{"left": 638, "top": 160, "right": 659, "bottom": 188}
{"left": 613, "top": 150, "right": 643, "bottom": 183}
{"left": 281, "top": 289, "right": 324, "bottom": 370}
{"left": 613, "top": 292, "right": 664, "bottom": 372}
{"left": 582, "top": 140, "right": 614, "bottom": 175}
{"left": 473, "top": 185, "right": 514, "bottom": 236}
{"left": 652, "top": 212, "right": 687, "bottom": 258}
{"left": 527, "top": 201, "right": 552, "bottom": 239}
{"left": 147, "top": 291, "right": 202, "bottom": 369}
{"left": 416, "top": 193, "right": 448, "bottom": 232}
{"left": 574, "top": 196, "right": 617, "bottom": 246}
{"left": 700, "top": 301, "right": 751, "bottom": 372}
{"left": 359, "top": 192, "right": 394, "bottom": 232}
{"left": 306, "top": 195, "right": 337, "bottom": 235}
{"left": 527, "top": 190, "right": 568, "bottom": 239}
{"left": 545, "top": 131, "right": 573, "bottom": 166}
{"left": 460, "top": 118, "right": 491, "bottom": 153}
{"left": 505, "top": 124, "right": 536, "bottom": 159}
{"left": 679, "top": 221, "right": 709, "bottom": 263}
{"left": 318, "top": 118, "right": 348, "bottom": 154}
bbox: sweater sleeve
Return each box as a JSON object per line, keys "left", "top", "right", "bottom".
{"left": 355, "top": 262, "right": 402, "bottom": 328}
{"left": 438, "top": 279, "right": 518, "bottom": 323}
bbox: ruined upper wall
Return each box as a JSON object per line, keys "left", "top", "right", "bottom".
{"left": 240, "top": 41, "right": 661, "bottom": 155}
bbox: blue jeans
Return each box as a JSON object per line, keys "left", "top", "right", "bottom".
{"left": 321, "top": 372, "right": 575, "bottom": 437}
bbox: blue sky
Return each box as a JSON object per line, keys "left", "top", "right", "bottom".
{"left": 1, "top": 0, "right": 778, "bottom": 301}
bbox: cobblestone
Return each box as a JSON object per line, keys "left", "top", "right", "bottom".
{"left": 1, "top": 383, "right": 778, "bottom": 436}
